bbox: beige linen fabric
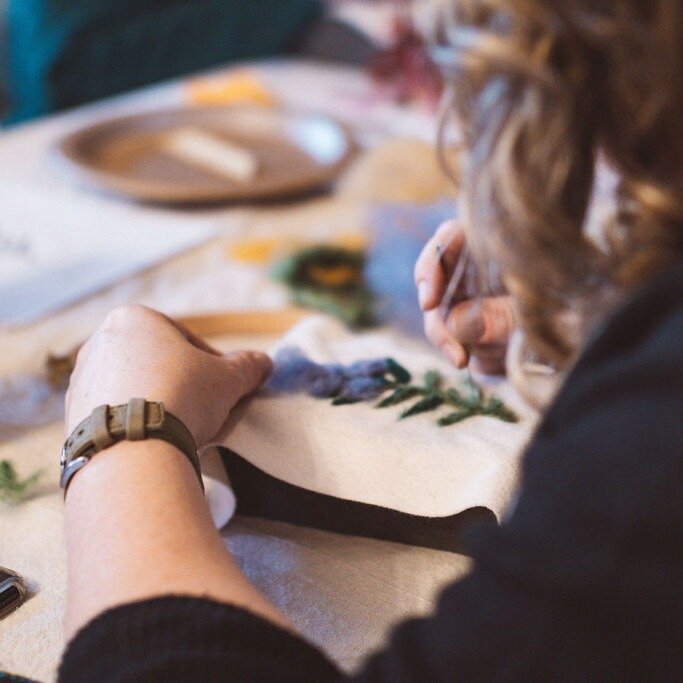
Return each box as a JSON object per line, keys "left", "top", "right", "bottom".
{"left": 225, "top": 316, "right": 538, "bottom": 520}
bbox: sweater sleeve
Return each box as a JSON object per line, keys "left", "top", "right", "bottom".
{"left": 58, "top": 596, "right": 340, "bottom": 682}
{"left": 60, "top": 262, "right": 683, "bottom": 683}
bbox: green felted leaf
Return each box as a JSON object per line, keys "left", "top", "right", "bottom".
{"left": 463, "top": 376, "right": 483, "bottom": 405}
{"left": 493, "top": 406, "right": 520, "bottom": 423}
{"left": 499, "top": 410, "right": 519, "bottom": 423}
{"left": 385, "top": 358, "right": 411, "bottom": 384}
{"left": 478, "top": 397, "right": 519, "bottom": 423}
{"left": 445, "top": 387, "right": 469, "bottom": 408}
{"left": 484, "top": 397, "right": 504, "bottom": 411}
{"left": 376, "top": 386, "right": 422, "bottom": 408}
{"left": 0, "top": 460, "right": 43, "bottom": 504}
{"left": 400, "top": 395, "right": 444, "bottom": 419}
{"left": 438, "top": 410, "right": 474, "bottom": 427}
{"left": 423, "top": 371, "right": 442, "bottom": 392}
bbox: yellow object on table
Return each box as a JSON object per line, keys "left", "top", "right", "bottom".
{"left": 187, "top": 70, "right": 277, "bottom": 107}
{"left": 226, "top": 233, "right": 367, "bottom": 265}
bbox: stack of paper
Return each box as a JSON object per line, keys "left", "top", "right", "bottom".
{"left": 0, "top": 183, "right": 214, "bottom": 327}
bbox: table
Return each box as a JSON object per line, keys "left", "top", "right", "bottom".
{"left": 0, "top": 59, "right": 471, "bottom": 681}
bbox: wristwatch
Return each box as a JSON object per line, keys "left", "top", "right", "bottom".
{"left": 60, "top": 399, "right": 203, "bottom": 495}
{"left": 0, "top": 566, "right": 26, "bottom": 620}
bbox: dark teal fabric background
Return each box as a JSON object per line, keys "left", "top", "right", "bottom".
{"left": 6, "top": 0, "right": 321, "bottom": 123}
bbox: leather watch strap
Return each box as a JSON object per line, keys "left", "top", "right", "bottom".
{"left": 60, "top": 400, "right": 203, "bottom": 495}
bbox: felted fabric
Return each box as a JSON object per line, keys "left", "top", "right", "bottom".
{"left": 6, "top": 0, "right": 321, "bottom": 123}
{"left": 223, "top": 316, "right": 539, "bottom": 520}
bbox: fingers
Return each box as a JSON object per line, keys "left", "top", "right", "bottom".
{"left": 222, "top": 351, "right": 273, "bottom": 401}
{"left": 414, "top": 219, "right": 464, "bottom": 311}
{"left": 424, "top": 295, "right": 515, "bottom": 372}
{"left": 423, "top": 308, "right": 469, "bottom": 368}
{"left": 469, "top": 345, "right": 508, "bottom": 376}
{"left": 445, "top": 296, "right": 515, "bottom": 346}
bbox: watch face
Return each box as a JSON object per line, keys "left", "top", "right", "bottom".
{"left": 0, "top": 567, "right": 26, "bottom": 619}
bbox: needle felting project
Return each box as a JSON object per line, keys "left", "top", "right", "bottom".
{"left": 267, "top": 347, "right": 518, "bottom": 426}
{"left": 222, "top": 316, "right": 539, "bottom": 538}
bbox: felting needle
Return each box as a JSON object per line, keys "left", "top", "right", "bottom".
{"left": 437, "top": 241, "right": 475, "bottom": 383}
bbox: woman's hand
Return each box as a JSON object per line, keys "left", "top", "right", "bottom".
{"left": 65, "top": 305, "right": 272, "bottom": 448}
{"left": 414, "top": 220, "right": 516, "bottom": 375}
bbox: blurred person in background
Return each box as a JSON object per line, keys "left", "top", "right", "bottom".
{"left": 1, "top": 0, "right": 378, "bottom": 123}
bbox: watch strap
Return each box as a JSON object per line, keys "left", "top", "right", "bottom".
{"left": 60, "top": 400, "right": 203, "bottom": 495}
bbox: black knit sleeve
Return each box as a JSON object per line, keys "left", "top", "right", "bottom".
{"left": 58, "top": 596, "right": 340, "bottom": 682}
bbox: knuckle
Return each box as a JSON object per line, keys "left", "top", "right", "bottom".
{"left": 103, "top": 304, "right": 152, "bottom": 328}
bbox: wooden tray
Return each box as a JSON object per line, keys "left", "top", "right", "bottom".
{"left": 52, "top": 106, "right": 357, "bottom": 204}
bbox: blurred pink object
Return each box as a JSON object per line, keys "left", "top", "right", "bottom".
{"left": 367, "top": 0, "right": 444, "bottom": 108}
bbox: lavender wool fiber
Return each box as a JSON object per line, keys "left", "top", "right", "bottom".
{"left": 266, "top": 347, "right": 409, "bottom": 402}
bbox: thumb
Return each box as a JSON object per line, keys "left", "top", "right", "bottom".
{"left": 221, "top": 351, "right": 273, "bottom": 402}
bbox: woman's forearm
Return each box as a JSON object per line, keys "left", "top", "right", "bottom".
{"left": 64, "top": 439, "right": 289, "bottom": 640}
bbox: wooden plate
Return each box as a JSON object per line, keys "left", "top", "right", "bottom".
{"left": 52, "top": 106, "right": 358, "bottom": 204}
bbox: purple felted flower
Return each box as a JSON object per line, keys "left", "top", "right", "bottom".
{"left": 308, "top": 366, "right": 346, "bottom": 398}
{"left": 338, "top": 376, "right": 388, "bottom": 402}
{"left": 346, "top": 358, "right": 391, "bottom": 378}
{"left": 267, "top": 347, "right": 405, "bottom": 402}
{"left": 267, "top": 347, "right": 327, "bottom": 393}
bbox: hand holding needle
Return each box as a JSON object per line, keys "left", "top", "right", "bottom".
{"left": 437, "top": 242, "right": 475, "bottom": 381}
{"left": 415, "top": 219, "right": 514, "bottom": 376}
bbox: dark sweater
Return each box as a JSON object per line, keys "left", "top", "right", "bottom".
{"left": 59, "top": 261, "right": 683, "bottom": 682}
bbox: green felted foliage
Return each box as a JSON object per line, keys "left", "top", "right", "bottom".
{"left": 375, "top": 367, "right": 520, "bottom": 427}
{"left": 0, "top": 460, "right": 43, "bottom": 504}
{"left": 385, "top": 358, "right": 412, "bottom": 384}
{"left": 400, "top": 395, "right": 445, "bottom": 419}
{"left": 376, "top": 386, "right": 421, "bottom": 408}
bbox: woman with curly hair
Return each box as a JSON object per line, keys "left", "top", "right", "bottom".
{"left": 58, "top": 2, "right": 683, "bottom": 680}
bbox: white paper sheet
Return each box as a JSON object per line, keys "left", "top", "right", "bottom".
{"left": 0, "top": 182, "right": 214, "bottom": 327}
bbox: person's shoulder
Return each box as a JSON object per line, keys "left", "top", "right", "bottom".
{"left": 580, "top": 258, "right": 683, "bottom": 371}
{"left": 471, "top": 260, "right": 683, "bottom": 581}
{"left": 521, "top": 258, "right": 683, "bottom": 499}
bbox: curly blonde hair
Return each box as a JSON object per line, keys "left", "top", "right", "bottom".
{"left": 436, "top": 0, "right": 683, "bottom": 367}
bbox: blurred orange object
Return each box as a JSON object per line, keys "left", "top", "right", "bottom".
{"left": 227, "top": 233, "right": 367, "bottom": 265}
{"left": 227, "top": 237, "right": 283, "bottom": 264}
{"left": 187, "top": 70, "right": 277, "bottom": 107}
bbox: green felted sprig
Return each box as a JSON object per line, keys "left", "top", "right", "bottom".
{"left": 374, "top": 369, "right": 518, "bottom": 426}
{"left": 0, "top": 460, "right": 44, "bottom": 505}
